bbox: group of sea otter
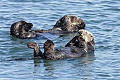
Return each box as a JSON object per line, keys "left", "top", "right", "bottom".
{"left": 10, "top": 15, "right": 95, "bottom": 60}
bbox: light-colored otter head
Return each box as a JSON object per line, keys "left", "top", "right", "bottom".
{"left": 78, "top": 29, "right": 95, "bottom": 44}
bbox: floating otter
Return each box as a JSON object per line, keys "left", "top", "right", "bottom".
{"left": 28, "top": 39, "right": 87, "bottom": 60}
{"left": 65, "top": 29, "right": 95, "bottom": 53}
{"left": 10, "top": 15, "right": 85, "bottom": 39}
{"left": 10, "top": 20, "right": 36, "bottom": 39}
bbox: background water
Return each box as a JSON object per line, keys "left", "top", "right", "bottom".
{"left": 0, "top": 0, "right": 120, "bottom": 80}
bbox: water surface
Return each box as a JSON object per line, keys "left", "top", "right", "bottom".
{"left": 0, "top": 0, "right": 120, "bottom": 80}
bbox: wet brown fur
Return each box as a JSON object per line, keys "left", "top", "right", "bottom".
{"left": 10, "top": 20, "right": 36, "bottom": 39}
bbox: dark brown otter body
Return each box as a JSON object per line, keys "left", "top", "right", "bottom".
{"left": 28, "top": 39, "right": 87, "bottom": 60}
{"left": 10, "top": 20, "right": 36, "bottom": 39}
{"left": 43, "top": 40, "right": 87, "bottom": 60}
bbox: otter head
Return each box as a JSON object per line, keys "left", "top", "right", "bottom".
{"left": 61, "top": 15, "right": 71, "bottom": 31}
{"left": 44, "top": 40, "right": 54, "bottom": 53}
{"left": 19, "top": 20, "right": 33, "bottom": 32}
{"left": 54, "top": 15, "right": 86, "bottom": 32}
{"left": 10, "top": 20, "right": 33, "bottom": 37}
{"left": 78, "top": 29, "right": 95, "bottom": 45}
{"left": 78, "top": 29, "right": 95, "bottom": 51}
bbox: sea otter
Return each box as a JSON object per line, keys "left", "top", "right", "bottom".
{"left": 10, "top": 20, "right": 36, "bottom": 39}
{"left": 28, "top": 38, "right": 87, "bottom": 60}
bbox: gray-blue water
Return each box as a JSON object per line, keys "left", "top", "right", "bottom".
{"left": 0, "top": 0, "right": 120, "bottom": 80}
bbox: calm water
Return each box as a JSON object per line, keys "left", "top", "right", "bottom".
{"left": 0, "top": 0, "right": 120, "bottom": 80}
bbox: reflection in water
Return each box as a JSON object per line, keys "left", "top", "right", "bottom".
{"left": 81, "top": 53, "right": 95, "bottom": 64}
{"left": 33, "top": 59, "right": 56, "bottom": 78}
{"left": 34, "top": 58, "right": 42, "bottom": 67}
{"left": 68, "top": 54, "right": 95, "bottom": 80}
{"left": 33, "top": 53, "right": 95, "bottom": 79}
{"left": 43, "top": 60, "right": 56, "bottom": 77}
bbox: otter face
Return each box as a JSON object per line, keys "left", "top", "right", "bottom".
{"left": 44, "top": 40, "right": 54, "bottom": 53}
{"left": 27, "top": 42, "right": 39, "bottom": 49}
{"left": 78, "top": 29, "right": 95, "bottom": 51}
{"left": 76, "top": 36, "right": 87, "bottom": 48}
{"left": 78, "top": 29, "right": 95, "bottom": 44}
